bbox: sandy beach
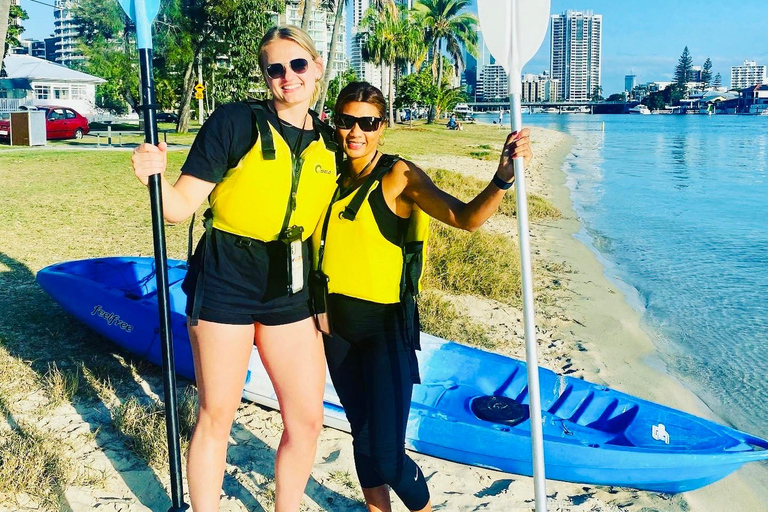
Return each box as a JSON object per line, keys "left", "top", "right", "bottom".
{"left": 1, "top": 124, "right": 766, "bottom": 511}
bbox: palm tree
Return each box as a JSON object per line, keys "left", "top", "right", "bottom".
{"left": 414, "top": 0, "right": 477, "bottom": 121}
{"left": 314, "top": 0, "right": 347, "bottom": 112}
{"left": 301, "top": 0, "right": 313, "bottom": 30}
{"left": 361, "top": 3, "right": 397, "bottom": 125}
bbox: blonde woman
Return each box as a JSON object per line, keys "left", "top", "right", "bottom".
{"left": 131, "top": 26, "right": 338, "bottom": 511}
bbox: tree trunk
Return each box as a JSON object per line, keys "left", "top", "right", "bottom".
{"left": 0, "top": 0, "right": 10, "bottom": 65}
{"left": 388, "top": 61, "right": 394, "bottom": 127}
{"left": 177, "top": 58, "right": 197, "bottom": 133}
{"left": 428, "top": 39, "right": 442, "bottom": 124}
{"left": 315, "top": 0, "right": 344, "bottom": 112}
{"left": 301, "top": 0, "right": 313, "bottom": 31}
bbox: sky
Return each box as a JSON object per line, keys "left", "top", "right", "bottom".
{"left": 18, "top": 0, "right": 768, "bottom": 95}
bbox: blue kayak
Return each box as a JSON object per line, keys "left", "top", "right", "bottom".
{"left": 36, "top": 256, "right": 768, "bottom": 493}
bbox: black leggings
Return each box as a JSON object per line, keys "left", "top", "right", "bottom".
{"left": 324, "top": 329, "right": 430, "bottom": 511}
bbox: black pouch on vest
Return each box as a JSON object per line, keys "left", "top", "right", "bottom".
{"left": 308, "top": 269, "right": 332, "bottom": 335}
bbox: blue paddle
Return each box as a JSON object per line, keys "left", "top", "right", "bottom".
{"left": 114, "top": 2, "right": 188, "bottom": 510}
{"left": 477, "top": 1, "right": 552, "bottom": 511}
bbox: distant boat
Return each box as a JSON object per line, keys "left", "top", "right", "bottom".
{"left": 544, "top": 107, "right": 559, "bottom": 113}
{"left": 628, "top": 105, "right": 651, "bottom": 115}
{"left": 454, "top": 103, "right": 473, "bottom": 115}
{"left": 563, "top": 106, "right": 590, "bottom": 114}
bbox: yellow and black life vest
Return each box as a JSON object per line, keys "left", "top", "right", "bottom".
{"left": 208, "top": 100, "right": 339, "bottom": 242}
{"left": 312, "top": 155, "right": 429, "bottom": 304}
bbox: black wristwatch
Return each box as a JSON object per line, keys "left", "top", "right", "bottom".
{"left": 492, "top": 172, "right": 514, "bottom": 190}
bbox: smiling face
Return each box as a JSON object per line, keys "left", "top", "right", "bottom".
{"left": 337, "top": 101, "right": 386, "bottom": 161}
{"left": 261, "top": 39, "right": 323, "bottom": 107}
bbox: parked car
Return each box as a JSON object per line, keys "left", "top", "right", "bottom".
{"left": 155, "top": 111, "right": 179, "bottom": 123}
{"left": 0, "top": 105, "right": 90, "bottom": 141}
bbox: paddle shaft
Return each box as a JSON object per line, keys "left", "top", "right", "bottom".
{"left": 510, "top": 91, "right": 548, "bottom": 512}
{"left": 139, "top": 48, "right": 188, "bottom": 512}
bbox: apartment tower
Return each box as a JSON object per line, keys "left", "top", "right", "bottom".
{"left": 550, "top": 10, "right": 602, "bottom": 102}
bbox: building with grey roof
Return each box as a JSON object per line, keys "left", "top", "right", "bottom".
{"left": 0, "top": 55, "right": 105, "bottom": 117}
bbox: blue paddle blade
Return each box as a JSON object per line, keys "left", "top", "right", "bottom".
{"left": 116, "top": 0, "right": 161, "bottom": 49}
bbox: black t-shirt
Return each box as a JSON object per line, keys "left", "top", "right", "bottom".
{"left": 180, "top": 101, "right": 318, "bottom": 183}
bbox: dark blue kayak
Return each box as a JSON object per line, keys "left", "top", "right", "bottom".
{"left": 37, "top": 256, "right": 768, "bottom": 493}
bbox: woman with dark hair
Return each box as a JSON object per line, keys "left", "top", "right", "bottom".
{"left": 131, "top": 26, "right": 338, "bottom": 512}
{"left": 312, "top": 81, "right": 532, "bottom": 512}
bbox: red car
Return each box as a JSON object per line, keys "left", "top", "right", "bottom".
{"left": 0, "top": 105, "right": 90, "bottom": 141}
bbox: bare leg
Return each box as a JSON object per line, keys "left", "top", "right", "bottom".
{"left": 255, "top": 318, "right": 326, "bottom": 512}
{"left": 186, "top": 319, "right": 255, "bottom": 512}
{"left": 363, "top": 485, "right": 392, "bottom": 512}
{"left": 362, "top": 485, "right": 432, "bottom": 512}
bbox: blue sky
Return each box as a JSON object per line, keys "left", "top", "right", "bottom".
{"left": 19, "top": 0, "right": 768, "bottom": 94}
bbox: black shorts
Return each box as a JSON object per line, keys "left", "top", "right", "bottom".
{"left": 182, "top": 228, "right": 312, "bottom": 326}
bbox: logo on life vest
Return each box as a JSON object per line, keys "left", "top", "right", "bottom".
{"left": 315, "top": 164, "right": 332, "bottom": 175}
{"left": 91, "top": 305, "right": 134, "bottom": 333}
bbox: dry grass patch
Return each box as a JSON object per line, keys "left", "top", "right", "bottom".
{"left": 112, "top": 387, "right": 197, "bottom": 469}
{"left": 43, "top": 362, "right": 80, "bottom": 407}
{"left": 0, "top": 399, "right": 71, "bottom": 508}
{"left": 328, "top": 470, "right": 357, "bottom": 490}
{"left": 427, "top": 168, "right": 561, "bottom": 220}
{"left": 424, "top": 223, "right": 522, "bottom": 305}
{"left": 418, "top": 291, "right": 497, "bottom": 350}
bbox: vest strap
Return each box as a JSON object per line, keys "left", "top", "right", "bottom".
{"left": 245, "top": 100, "right": 276, "bottom": 160}
{"left": 340, "top": 154, "right": 401, "bottom": 221}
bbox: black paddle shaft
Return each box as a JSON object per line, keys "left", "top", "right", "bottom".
{"left": 138, "top": 48, "right": 188, "bottom": 512}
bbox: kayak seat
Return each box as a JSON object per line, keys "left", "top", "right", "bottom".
{"left": 471, "top": 395, "right": 529, "bottom": 426}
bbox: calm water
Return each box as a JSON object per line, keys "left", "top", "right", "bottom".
{"left": 479, "top": 112, "right": 768, "bottom": 438}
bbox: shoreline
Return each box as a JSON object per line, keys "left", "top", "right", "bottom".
{"left": 534, "top": 127, "right": 768, "bottom": 511}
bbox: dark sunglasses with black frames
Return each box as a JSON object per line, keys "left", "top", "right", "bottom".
{"left": 265, "top": 58, "right": 309, "bottom": 80}
{"left": 334, "top": 113, "right": 384, "bottom": 132}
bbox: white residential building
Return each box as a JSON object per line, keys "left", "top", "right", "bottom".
{"left": 280, "top": 1, "right": 347, "bottom": 80}
{"left": 54, "top": 0, "right": 84, "bottom": 68}
{"left": 0, "top": 55, "right": 105, "bottom": 117}
{"left": 731, "top": 60, "right": 767, "bottom": 90}
{"left": 478, "top": 64, "right": 508, "bottom": 102}
{"left": 550, "top": 10, "right": 602, "bottom": 101}
{"left": 522, "top": 72, "right": 560, "bottom": 102}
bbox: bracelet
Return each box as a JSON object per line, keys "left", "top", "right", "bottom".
{"left": 492, "top": 172, "right": 514, "bottom": 190}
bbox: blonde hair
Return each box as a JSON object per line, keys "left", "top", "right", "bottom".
{"left": 258, "top": 25, "right": 324, "bottom": 105}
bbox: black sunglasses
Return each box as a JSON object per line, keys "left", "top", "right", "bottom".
{"left": 334, "top": 113, "right": 384, "bottom": 132}
{"left": 265, "top": 58, "right": 309, "bottom": 80}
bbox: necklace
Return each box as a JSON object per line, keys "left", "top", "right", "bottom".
{"left": 270, "top": 101, "right": 312, "bottom": 158}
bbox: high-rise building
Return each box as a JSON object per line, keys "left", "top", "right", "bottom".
{"left": 280, "top": 1, "right": 347, "bottom": 80}
{"left": 625, "top": 74, "right": 637, "bottom": 93}
{"left": 550, "top": 10, "right": 602, "bottom": 101}
{"left": 53, "top": 0, "right": 84, "bottom": 68}
{"left": 462, "top": 44, "right": 477, "bottom": 97}
{"left": 350, "top": 0, "right": 385, "bottom": 89}
{"left": 731, "top": 60, "right": 767, "bottom": 90}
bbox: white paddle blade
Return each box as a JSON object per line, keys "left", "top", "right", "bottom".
{"left": 477, "top": 0, "right": 551, "bottom": 92}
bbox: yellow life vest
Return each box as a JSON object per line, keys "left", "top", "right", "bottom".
{"left": 313, "top": 155, "right": 429, "bottom": 304}
{"left": 209, "top": 100, "right": 339, "bottom": 242}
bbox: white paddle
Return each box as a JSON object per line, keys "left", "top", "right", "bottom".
{"left": 477, "top": 1, "right": 551, "bottom": 511}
